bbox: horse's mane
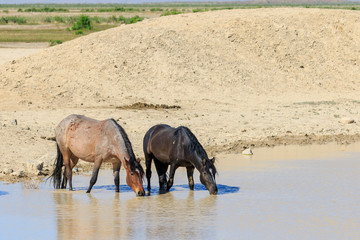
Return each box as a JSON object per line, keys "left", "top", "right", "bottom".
{"left": 110, "top": 119, "right": 144, "bottom": 175}
{"left": 177, "top": 126, "right": 217, "bottom": 175}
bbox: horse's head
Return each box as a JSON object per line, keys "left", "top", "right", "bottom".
{"left": 199, "top": 157, "right": 218, "bottom": 195}
{"left": 125, "top": 159, "right": 145, "bottom": 196}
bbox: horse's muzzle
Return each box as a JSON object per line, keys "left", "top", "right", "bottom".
{"left": 137, "top": 190, "right": 145, "bottom": 197}
{"left": 210, "top": 187, "right": 218, "bottom": 195}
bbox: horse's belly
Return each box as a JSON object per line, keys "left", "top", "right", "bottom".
{"left": 177, "top": 160, "right": 193, "bottom": 167}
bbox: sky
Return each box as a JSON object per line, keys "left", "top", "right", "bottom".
{"left": 0, "top": 0, "right": 357, "bottom": 5}
{"left": 0, "top": 0, "right": 247, "bottom": 4}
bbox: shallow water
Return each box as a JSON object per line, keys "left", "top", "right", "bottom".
{"left": 1, "top": 143, "right": 360, "bottom": 239}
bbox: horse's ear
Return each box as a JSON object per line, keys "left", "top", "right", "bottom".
{"left": 202, "top": 158, "right": 206, "bottom": 166}
{"left": 211, "top": 157, "right": 215, "bottom": 164}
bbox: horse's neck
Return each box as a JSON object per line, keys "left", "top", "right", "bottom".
{"left": 188, "top": 154, "right": 203, "bottom": 171}
{"left": 114, "top": 135, "right": 130, "bottom": 162}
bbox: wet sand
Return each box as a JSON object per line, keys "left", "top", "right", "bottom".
{"left": 1, "top": 144, "right": 360, "bottom": 239}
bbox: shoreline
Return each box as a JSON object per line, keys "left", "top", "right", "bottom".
{"left": 1, "top": 132, "right": 359, "bottom": 184}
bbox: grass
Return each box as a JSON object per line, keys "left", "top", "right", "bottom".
{"left": 0, "top": 14, "right": 144, "bottom": 42}
{"left": 0, "top": 24, "right": 115, "bottom": 42}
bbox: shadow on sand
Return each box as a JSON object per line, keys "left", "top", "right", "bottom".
{"left": 0, "top": 191, "right": 9, "bottom": 196}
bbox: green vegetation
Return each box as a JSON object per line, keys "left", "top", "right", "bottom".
{"left": 193, "top": 8, "right": 209, "bottom": 13}
{"left": 22, "top": 7, "right": 69, "bottom": 12}
{"left": 118, "top": 15, "right": 144, "bottom": 24}
{"left": 0, "top": 16, "right": 27, "bottom": 24}
{"left": 72, "top": 15, "right": 92, "bottom": 30}
{"left": 0, "top": 2, "right": 359, "bottom": 43}
{"left": 49, "top": 39, "right": 62, "bottom": 46}
{"left": 161, "top": 9, "right": 183, "bottom": 16}
{"left": 97, "top": 7, "right": 142, "bottom": 12}
{"left": 150, "top": 8, "right": 163, "bottom": 12}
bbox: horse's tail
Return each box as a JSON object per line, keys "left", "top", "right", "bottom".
{"left": 49, "top": 143, "right": 63, "bottom": 189}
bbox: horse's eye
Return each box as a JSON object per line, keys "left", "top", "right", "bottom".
{"left": 131, "top": 172, "right": 134, "bottom": 176}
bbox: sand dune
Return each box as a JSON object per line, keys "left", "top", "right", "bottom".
{"left": 0, "top": 8, "right": 359, "bottom": 180}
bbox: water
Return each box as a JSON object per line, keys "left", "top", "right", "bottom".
{"left": 1, "top": 144, "right": 360, "bottom": 239}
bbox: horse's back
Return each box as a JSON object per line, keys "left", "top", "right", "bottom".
{"left": 55, "top": 115, "right": 115, "bottom": 160}
{"left": 146, "top": 124, "right": 190, "bottom": 162}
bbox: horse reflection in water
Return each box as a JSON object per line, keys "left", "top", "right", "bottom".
{"left": 49, "top": 114, "right": 145, "bottom": 196}
{"left": 143, "top": 124, "right": 218, "bottom": 195}
{"left": 53, "top": 192, "right": 126, "bottom": 239}
{"left": 52, "top": 189, "right": 217, "bottom": 239}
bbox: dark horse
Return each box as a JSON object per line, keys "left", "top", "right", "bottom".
{"left": 49, "top": 114, "right": 145, "bottom": 196}
{"left": 143, "top": 124, "right": 218, "bottom": 195}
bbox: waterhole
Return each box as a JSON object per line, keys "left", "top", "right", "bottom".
{"left": 1, "top": 143, "right": 360, "bottom": 239}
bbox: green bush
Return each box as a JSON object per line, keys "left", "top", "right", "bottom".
{"left": 118, "top": 15, "right": 144, "bottom": 24}
{"left": 44, "top": 16, "right": 52, "bottom": 23}
{"left": 150, "top": 8, "right": 163, "bottom": 12}
{"left": 49, "top": 40, "right": 62, "bottom": 46}
{"left": 161, "top": 9, "right": 182, "bottom": 16}
{"left": 72, "top": 15, "right": 92, "bottom": 30}
{"left": 75, "top": 30, "right": 83, "bottom": 35}
{"left": 0, "top": 16, "right": 27, "bottom": 24}
{"left": 23, "top": 7, "right": 69, "bottom": 12}
{"left": 54, "top": 16, "right": 65, "bottom": 23}
{"left": 81, "top": 8, "right": 95, "bottom": 12}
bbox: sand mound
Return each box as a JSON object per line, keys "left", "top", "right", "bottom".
{"left": 2, "top": 7, "right": 360, "bottom": 180}
{"left": 1, "top": 8, "right": 360, "bottom": 109}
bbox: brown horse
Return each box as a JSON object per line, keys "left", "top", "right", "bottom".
{"left": 143, "top": 124, "right": 218, "bottom": 195}
{"left": 49, "top": 114, "right": 145, "bottom": 196}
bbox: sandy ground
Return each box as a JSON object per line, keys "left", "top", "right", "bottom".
{"left": 0, "top": 42, "right": 49, "bottom": 65}
{"left": 0, "top": 8, "right": 359, "bottom": 181}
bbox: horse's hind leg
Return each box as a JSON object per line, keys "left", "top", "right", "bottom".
{"left": 112, "top": 161, "right": 121, "bottom": 192}
{"left": 62, "top": 151, "right": 73, "bottom": 191}
{"left": 61, "top": 171, "right": 67, "bottom": 189}
{"left": 153, "top": 158, "right": 168, "bottom": 193}
{"left": 186, "top": 166, "right": 195, "bottom": 191}
{"left": 61, "top": 156, "right": 78, "bottom": 189}
{"left": 87, "top": 158, "right": 102, "bottom": 193}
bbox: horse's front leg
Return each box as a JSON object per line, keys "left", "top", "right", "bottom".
{"left": 87, "top": 158, "right": 102, "bottom": 193}
{"left": 153, "top": 159, "right": 168, "bottom": 193}
{"left": 145, "top": 153, "right": 153, "bottom": 193}
{"left": 186, "top": 166, "right": 195, "bottom": 191}
{"left": 167, "top": 163, "right": 178, "bottom": 191}
{"left": 112, "top": 161, "right": 121, "bottom": 192}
